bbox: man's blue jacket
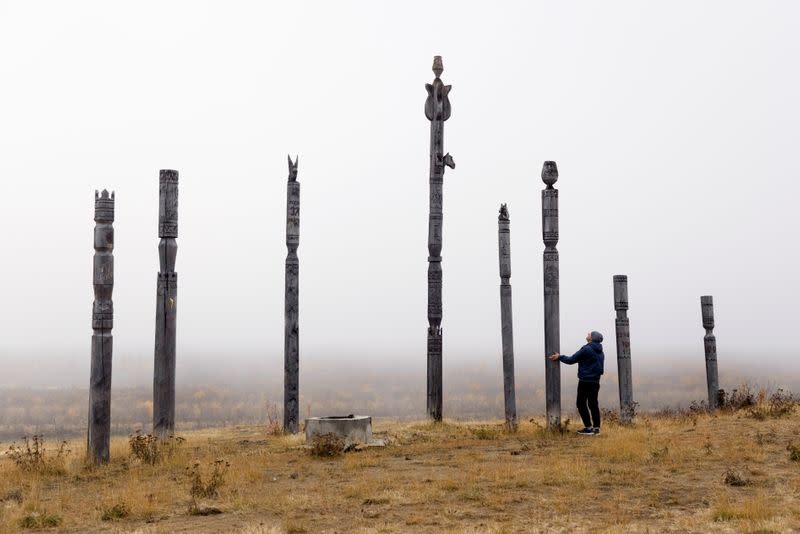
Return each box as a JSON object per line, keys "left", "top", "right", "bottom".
{"left": 558, "top": 342, "right": 605, "bottom": 383}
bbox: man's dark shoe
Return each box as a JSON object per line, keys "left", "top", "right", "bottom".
{"left": 576, "top": 427, "right": 594, "bottom": 435}
{"left": 592, "top": 427, "right": 601, "bottom": 435}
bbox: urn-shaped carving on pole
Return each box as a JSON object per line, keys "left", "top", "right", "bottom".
{"left": 541, "top": 161, "right": 561, "bottom": 429}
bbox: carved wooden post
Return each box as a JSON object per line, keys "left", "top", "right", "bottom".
{"left": 613, "top": 275, "right": 634, "bottom": 423}
{"left": 425, "top": 55, "right": 455, "bottom": 421}
{"left": 153, "top": 169, "right": 178, "bottom": 438}
{"left": 284, "top": 156, "right": 300, "bottom": 433}
{"left": 498, "top": 204, "right": 516, "bottom": 430}
{"left": 88, "top": 189, "right": 114, "bottom": 463}
{"left": 701, "top": 295, "right": 719, "bottom": 409}
{"left": 541, "top": 161, "right": 561, "bottom": 428}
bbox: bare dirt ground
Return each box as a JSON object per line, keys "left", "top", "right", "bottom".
{"left": 1, "top": 407, "right": 799, "bottom": 533}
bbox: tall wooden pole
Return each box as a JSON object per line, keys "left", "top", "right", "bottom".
{"left": 284, "top": 156, "right": 300, "bottom": 433}
{"left": 498, "top": 204, "right": 516, "bottom": 430}
{"left": 88, "top": 189, "right": 114, "bottom": 463}
{"left": 701, "top": 295, "right": 719, "bottom": 409}
{"left": 153, "top": 169, "right": 178, "bottom": 438}
{"left": 425, "top": 55, "right": 455, "bottom": 421}
{"left": 541, "top": 161, "right": 561, "bottom": 428}
{"left": 613, "top": 275, "right": 634, "bottom": 423}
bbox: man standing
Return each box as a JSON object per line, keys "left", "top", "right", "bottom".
{"left": 549, "top": 331, "right": 605, "bottom": 435}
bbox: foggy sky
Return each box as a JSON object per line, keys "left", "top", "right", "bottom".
{"left": 1, "top": 1, "right": 799, "bottom": 388}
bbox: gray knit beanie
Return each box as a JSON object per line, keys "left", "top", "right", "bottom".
{"left": 590, "top": 331, "right": 604, "bottom": 343}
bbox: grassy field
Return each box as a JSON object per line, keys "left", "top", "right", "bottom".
{"left": 1, "top": 404, "right": 799, "bottom": 533}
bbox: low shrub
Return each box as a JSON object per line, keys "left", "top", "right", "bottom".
{"left": 188, "top": 504, "right": 223, "bottom": 516}
{"left": 600, "top": 408, "right": 620, "bottom": 425}
{"left": 722, "top": 468, "right": 749, "bottom": 487}
{"left": 649, "top": 446, "right": 669, "bottom": 461}
{"left": 470, "top": 425, "right": 502, "bottom": 440}
{"left": 546, "top": 418, "right": 572, "bottom": 436}
{"left": 1, "top": 488, "right": 23, "bottom": 504}
{"left": 7, "top": 435, "right": 70, "bottom": 474}
{"left": 188, "top": 459, "right": 230, "bottom": 499}
{"left": 309, "top": 433, "right": 345, "bottom": 457}
{"left": 128, "top": 431, "right": 185, "bottom": 465}
{"left": 265, "top": 402, "right": 284, "bottom": 436}
{"left": 19, "top": 512, "right": 62, "bottom": 529}
{"left": 719, "top": 385, "right": 757, "bottom": 411}
{"left": 717, "top": 384, "right": 797, "bottom": 419}
{"left": 755, "top": 429, "right": 777, "bottom": 446}
{"left": 101, "top": 502, "right": 130, "bottom": 521}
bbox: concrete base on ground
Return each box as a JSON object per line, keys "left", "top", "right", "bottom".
{"left": 304, "top": 415, "right": 376, "bottom": 447}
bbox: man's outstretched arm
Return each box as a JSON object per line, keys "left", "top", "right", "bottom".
{"left": 550, "top": 346, "right": 589, "bottom": 365}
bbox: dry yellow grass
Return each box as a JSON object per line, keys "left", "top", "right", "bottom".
{"left": 1, "top": 408, "right": 799, "bottom": 533}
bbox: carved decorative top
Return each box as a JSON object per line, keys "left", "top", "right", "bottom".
{"left": 158, "top": 169, "right": 179, "bottom": 238}
{"left": 94, "top": 189, "right": 115, "bottom": 222}
{"left": 613, "top": 275, "right": 629, "bottom": 310}
{"left": 425, "top": 56, "right": 452, "bottom": 122}
{"left": 701, "top": 295, "right": 714, "bottom": 330}
{"left": 287, "top": 155, "right": 298, "bottom": 182}
{"left": 498, "top": 203, "right": 509, "bottom": 221}
{"left": 542, "top": 161, "right": 558, "bottom": 188}
{"left": 432, "top": 55, "right": 443, "bottom": 78}
{"left": 159, "top": 169, "right": 178, "bottom": 184}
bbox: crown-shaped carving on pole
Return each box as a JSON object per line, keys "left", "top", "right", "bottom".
{"left": 89, "top": 188, "right": 115, "bottom": 463}
{"left": 94, "top": 189, "right": 115, "bottom": 223}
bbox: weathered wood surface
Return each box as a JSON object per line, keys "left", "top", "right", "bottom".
{"left": 613, "top": 275, "right": 634, "bottom": 423}
{"left": 498, "top": 204, "right": 516, "bottom": 430}
{"left": 541, "top": 161, "right": 561, "bottom": 429}
{"left": 425, "top": 56, "right": 455, "bottom": 421}
{"left": 284, "top": 156, "right": 300, "bottom": 433}
{"left": 88, "top": 189, "right": 114, "bottom": 463}
{"left": 701, "top": 295, "right": 719, "bottom": 409}
{"left": 153, "top": 169, "right": 178, "bottom": 438}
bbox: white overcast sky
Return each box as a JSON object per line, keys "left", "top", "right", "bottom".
{"left": 1, "top": 1, "right": 798, "bottom": 387}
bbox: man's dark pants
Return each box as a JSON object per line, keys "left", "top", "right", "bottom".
{"left": 577, "top": 380, "right": 601, "bottom": 428}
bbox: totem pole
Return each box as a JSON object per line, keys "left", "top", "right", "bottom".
{"left": 153, "top": 169, "right": 178, "bottom": 438}
{"left": 613, "top": 275, "right": 634, "bottom": 423}
{"left": 701, "top": 296, "right": 719, "bottom": 409}
{"left": 425, "top": 55, "right": 455, "bottom": 421}
{"left": 284, "top": 155, "right": 300, "bottom": 433}
{"left": 88, "top": 189, "right": 114, "bottom": 463}
{"left": 541, "top": 161, "right": 561, "bottom": 429}
{"left": 498, "top": 204, "right": 517, "bottom": 430}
